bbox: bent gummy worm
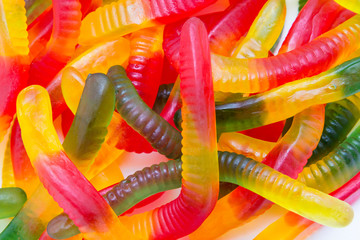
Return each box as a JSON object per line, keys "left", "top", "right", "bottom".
{"left": 16, "top": 85, "right": 136, "bottom": 240}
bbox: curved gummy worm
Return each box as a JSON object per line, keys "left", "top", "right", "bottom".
{"left": 47, "top": 37, "right": 130, "bottom": 119}
{"left": 0, "top": 0, "right": 29, "bottom": 142}
{"left": 108, "top": 65, "right": 182, "bottom": 159}
{"left": 0, "top": 187, "right": 27, "bottom": 219}
{"left": 211, "top": 15, "right": 360, "bottom": 93}
{"left": 212, "top": 57, "right": 360, "bottom": 133}
{"left": 79, "top": 0, "right": 216, "bottom": 45}
{"left": 232, "top": 0, "right": 286, "bottom": 59}
{"left": 218, "top": 132, "right": 275, "bottom": 161}
{"left": 28, "top": 0, "right": 82, "bottom": 87}
{"left": 0, "top": 0, "right": 29, "bottom": 56}
{"left": 48, "top": 146, "right": 354, "bottom": 239}
{"left": 119, "top": 17, "right": 219, "bottom": 239}
{"left": 152, "top": 83, "right": 174, "bottom": 114}
{"left": 62, "top": 73, "right": 116, "bottom": 173}
{"left": 190, "top": 105, "right": 325, "bottom": 239}
{"left": 255, "top": 170, "right": 360, "bottom": 240}
{"left": 27, "top": 0, "right": 102, "bottom": 61}
{"left": 280, "top": 0, "right": 355, "bottom": 53}
{"left": 110, "top": 26, "right": 164, "bottom": 153}
{"left": 127, "top": 26, "right": 164, "bottom": 108}
{"left": 298, "top": 121, "right": 360, "bottom": 193}
{"left": 334, "top": 0, "right": 360, "bottom": 14}
{"left": 163, "top": 0, "right": 267, "bottom": 69}
{"left": 16, "top": 86, "right": 135, "bottom": 240}
{"left": 307, "top": 96, "right": 360, "bottom": 165}
{"left": 48, "top": 160, "right": 183, "bottom": 239}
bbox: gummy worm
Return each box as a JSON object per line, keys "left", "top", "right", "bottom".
{"left": 280, "top": 0, "right": 355, "bottom": 53}
{"left": 190, "top": 104, "right": 325, "bottom": 239}
{"left": 48, "top": 147, "right": 354, "bottom": 239}
{"left": 16, "top": 85, "right": 135, "bottom": 240}
{"left": 212, "top": 57, "right": 360, "bottom": 133}
{"left": 307, "top": 96, "right": 360, "bottom": 165}
{"left": 108, "top": 65, "right": 182, "bottom": 159}
{"left": 79, "top": 0, "right": 216, "bottom": 45}
{"left": 232, "top": 0, "right": 286, "bottom": 59}
{"left": 62, "top": 73, "right": 116, "bottom": 173}
{"left": 255, "top": 169, "right": 360, "bottom": 240}
{"left": 211, "top": 15, "right": 360, "bottom": 93}
{"left": 218, "top": 132, "right": 276, "bottom": 162}
{"left": 110, "top": 26, "right": 164, "bottom": 153}
{"left": 28, "top": 0, "right": 82, "bottom": 87}
{"left": 0, "top": 0, "right": 29, "bottom": 141}
{"left": 163, "top": 0, "right": 267, "bottom": 70}
{"left": 298, "top": 121, "right": 360, "bottom": 193}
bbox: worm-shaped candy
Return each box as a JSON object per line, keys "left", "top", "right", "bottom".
{"left": 218, "top": 132, "right": 275, "bottom": 161}
{"left": 190, "top": 105, "right": 325, "bottom": 239}
{"left": 0, "top": 76, "right": 122, "bottom": 240}
{"left": 108, "top": 65, "right": 182, "bottom": 159}
{"left": 28, "top": 0, "right": 82, "bottom": 87}
{"left": 16, "top": 86, "right": 135, "bottom": 240}
{"left": 255, "top": 164, "right": 360, "bottom": 240}
{"left": 118, "top": 17, "right": 219, "bottom": 239}
{"left": 47, "top": 160, "right": 183, "bottom": 239}
{"left": 211, "top": 15, "right": 360, "bottom": 93}
{"left": 280, "top": 0, "right": 355, "bottom": 53}
{"left": 27, "top": 0, "right": 101, "bottom": 60}
{"left": 48, "top": 37, "right": 130, "bottom": 118}
{"left": 163, "top": 0, "right": 267, "bottom": 69}
{"left": 213, "top": 57, "right": 360, "bottom": 133}
{"left": 109, "top": 26, "right": 164, "bottom": 153}
{"left": 0, "top": 0, "right": 29, "bottom": 142}
{"left": 334, "top": 0, "right": 360, "bottom": 13}
{"left": 232, "top": 0, "right": 286, "bottom": 59}
{"left": 0, "top": 187, "right": 27, "bottom": 219}
{"left": 62, "top": 73, "right": 116, "bottom": 173}
{"left": 298, "top": 122, "right": 360, "bottom": 193}
{"left": 307, "top": 96, "right": 360, "bottom": 165}
{"left": 79, "top": 0, "right": 216, "bottom": 45}
{"left": 48, "top": 147, "right": 354, "bottom": 239}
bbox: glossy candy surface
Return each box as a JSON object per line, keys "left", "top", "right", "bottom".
{"left": 120, "top": 18, "right": 219, "bottom": 239}
{"left": 0, "top": 0, "right": 29, "bottom": 142}
{"left": 0, "top": 187, "right": 27, "bottom": 219}
{"left": 109, "top": 26, "right": 164, "bottom": 153}
{"left": 16, "top": 86, "right": 135, "bottom": 240}
{"left": 63, "top": 73, "right": 115, "bottom": 173}
{"left": 211, "top": 15, "right": 360, "bottom": 93}
{"left": 2, "top": 1, "right": 360, "bottom": 240}
{"left": 190, "top": 104, "right": 325, "bottom": 239}
{"left": 79, "top": 0, "right": 216, "bottom": 45}
{"left": 231, "top": 0, "right": 286, "bottom": 59}
{"left": 28, "top": 0, "right": 82, "bottom": 87}
{"left": 213, "top": 57, "right": 360, "bottom": 133}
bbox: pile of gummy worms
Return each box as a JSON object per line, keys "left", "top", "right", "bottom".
{"left": 1, "top": 0, "right": 360, "bottom": 239}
